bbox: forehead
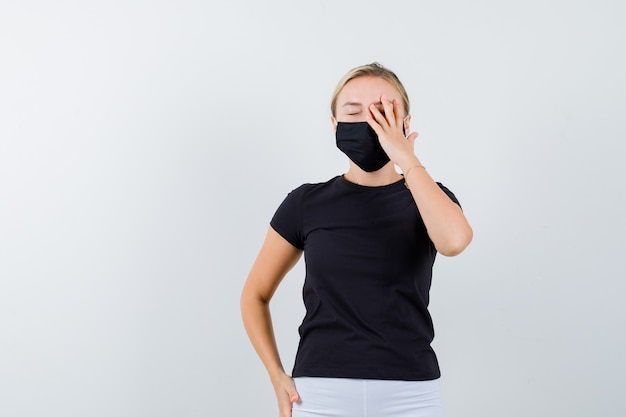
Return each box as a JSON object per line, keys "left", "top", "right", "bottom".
{"left": 337, "top": 76, "right": 401, "bottom": 103}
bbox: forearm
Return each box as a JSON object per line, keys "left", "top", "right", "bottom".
{"left": 401, "top": 158, "right": 473, "bottom": 256}
{"left": 240, "top": 293, "right": 287, "bottom": 380}
{"left": 241, "top": 227, "right": 303, "bottom": 379}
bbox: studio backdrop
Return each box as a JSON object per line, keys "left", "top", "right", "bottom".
{"left": 1, "top": 1, "right": 624, "bottom": 416}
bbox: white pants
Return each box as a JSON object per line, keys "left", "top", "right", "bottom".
{"left": 292, "top": 377, "right": 444, "bottom": 417}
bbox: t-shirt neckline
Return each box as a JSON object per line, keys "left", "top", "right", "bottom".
{"left": 336, "top": 174, "right": 406, "bottom": 190}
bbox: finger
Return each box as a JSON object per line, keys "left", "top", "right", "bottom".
{"left": 279, "top": 396, "right": 294, "bottom": 417}
{"left": 365, "top": 114, "right": 385, "bottom": 138}
{"left": 368, "top": 102, "right": 389, "bottom": 128}
{"left": 381, "top": 95, "right": 396, "bottom": 127}
{"left": 407, "top": 131, "right": 419, "bottom": 144}
{"left": 393, "top": 100, "right": 404, "bottom": 126}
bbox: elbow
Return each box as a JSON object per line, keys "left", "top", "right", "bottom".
{"left": 240, "top": 287, "right": 268, "bottom": 331}
{"left": 436, "top": 226, "right": 473, "bottom": 257}
{"left": 240, "top": 283, "right": 270, "bottom": 314}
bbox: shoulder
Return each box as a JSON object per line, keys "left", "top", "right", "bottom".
{"left": 283, "top": 176, "right": 342, "bottom": 199}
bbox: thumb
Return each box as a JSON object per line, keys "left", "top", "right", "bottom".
{"left": 287, "top": 386, "right": 300, "bottom": 403}
{"left": 407, "top": 131, "right": 419, "bottom": 144}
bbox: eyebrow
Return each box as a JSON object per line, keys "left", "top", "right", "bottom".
{"left": 342, "top": 101, "right": 383, "bottom": 107}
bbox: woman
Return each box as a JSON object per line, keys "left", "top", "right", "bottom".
{"left": 241, "top": 63, "right": 473, "bottom": 417}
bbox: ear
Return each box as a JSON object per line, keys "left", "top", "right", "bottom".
{"left": 403, "top": 114, "right": 412, "bottom": 135}
{"left": 331, "top": 115, "right": 338, "bottom": 134}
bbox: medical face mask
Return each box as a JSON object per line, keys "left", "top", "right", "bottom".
{"left": 335, "top": 122, "right": 390, "bottom": 172}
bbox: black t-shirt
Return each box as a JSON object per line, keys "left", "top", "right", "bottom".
{"left": 270, "top": 175, "right": 460, "bottom": 381}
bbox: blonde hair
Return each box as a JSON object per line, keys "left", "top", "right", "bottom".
{"left": 330, "top": 62, "right": 410, "bottom": 117}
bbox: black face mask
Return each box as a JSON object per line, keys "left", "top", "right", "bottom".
{"left": 335, "top": 122, "right": 390, "bottom": 172}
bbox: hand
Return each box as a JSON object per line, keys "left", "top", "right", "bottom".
{"left": 271, "top": 372, "right": 300, "bottom": 417}
{"left": 366, "top": 94, "right": 420, "bottom": 171}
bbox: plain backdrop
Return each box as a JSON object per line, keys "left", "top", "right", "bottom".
{"left": 1, "top": 1, "right": 625, "bottom": 416}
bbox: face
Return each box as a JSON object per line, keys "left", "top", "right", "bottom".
{"left": 332, "top": 75, "right": 409, "bottom": 128}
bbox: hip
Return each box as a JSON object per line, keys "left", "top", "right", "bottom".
{"left": 292, "top": 377, "right": 444, "bottom": 417}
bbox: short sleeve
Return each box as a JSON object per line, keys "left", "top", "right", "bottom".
{"left": 270, "top": 185, "right": 306, "bottom": 250}
{"left": 436, "top": 182, "right": 462, "bottom": 208}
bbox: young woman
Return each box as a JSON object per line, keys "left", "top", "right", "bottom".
{"left": 241, "top": 63, "right": 473, "bottom": 417}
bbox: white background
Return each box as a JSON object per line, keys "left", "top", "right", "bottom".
{"left": 1, "top": 1, "right": 625, "bottom": 416}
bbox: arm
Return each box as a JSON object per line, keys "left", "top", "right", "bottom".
{"left": 367, "top": 95, "right": 473, "bottom": 256}
{"left": 241, "top": 226, "right": 303, "bottom": 417}
{"left": 400, "top": 162, "right": 473, "bottom": 256}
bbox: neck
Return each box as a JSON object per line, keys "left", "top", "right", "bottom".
{"left": 343, "top": 163, "right": 403, "bottom": 186}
